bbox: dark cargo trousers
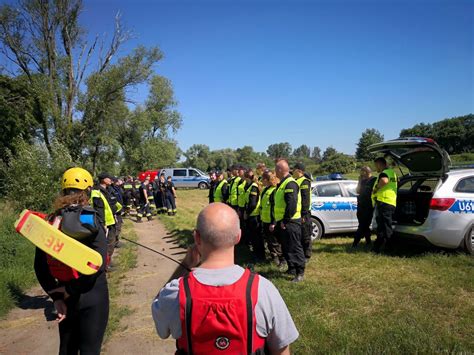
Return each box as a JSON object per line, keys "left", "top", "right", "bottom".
{"left": 301, "top": 214, "right": 313, "bottom": 259}
{"left": 374, "top": 201, "right": 396, "bottom": 252}
{"left": 276, "top": 220, "right": 306, "bottom": 276}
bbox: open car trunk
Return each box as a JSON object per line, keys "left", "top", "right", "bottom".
{"left": 394, "top": 177, "right": 440, "bottom": 225}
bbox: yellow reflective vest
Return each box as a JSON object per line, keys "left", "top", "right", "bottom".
{"left": 273, "top": 176, "right": 301, "bottom": 222}
{"left": 90, "top": 189, "right": 115, "bottom": 226}
{"left": 229, "top": 176, "right": 241, "bottom": 206}
{"left": 214, "top": 179, "right": 228, "bottom": 203}
{"left": 260, "top": 186, "right": 276, "bottom": 224}
{"left": 245, "top": 182, "right": 261, "bottom": 217}
{"left": 372, "top": 168, "right": 398, "bottom": 207}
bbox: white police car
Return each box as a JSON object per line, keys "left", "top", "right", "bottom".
{"left": 368, "top": 137, "right": 474, "bottom": 254}
{"left": 310, "top": 180, "right": 359, "bottom": 240}
{"left": 159, "top": 167, "right": 210, "bottom": 189}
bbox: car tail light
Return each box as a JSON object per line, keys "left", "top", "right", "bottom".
{"left": 429, "top": 198, "right": 455, "bottom": 211}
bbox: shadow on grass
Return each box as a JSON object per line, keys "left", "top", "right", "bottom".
{"left": 165, "top": 229, "right": 194, "bottom": 248}
{"left": 318, "top": 236, "right": 461, "bottom": 258}
{"left": 7, "top": 283, "right": 55, "bottom": 321}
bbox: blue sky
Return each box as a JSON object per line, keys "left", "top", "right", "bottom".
{"left": 7, "top": 0, "right": 474, "bottom": 155}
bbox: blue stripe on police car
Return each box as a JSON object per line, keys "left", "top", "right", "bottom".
{"left": 449, "top": 200, "right": 474, "bottom": 214}
{"left": 311, "top": 201, "right": 353, "bottom": 211}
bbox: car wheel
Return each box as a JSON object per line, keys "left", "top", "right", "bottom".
{"left": 311, "top": 217, "right": 323, "bottom": 242}
{"left": 464, "top": 225, "right": 473, "bottom": 255}
{"left": 198, "top": 182, "right": 208, "bottom": 190}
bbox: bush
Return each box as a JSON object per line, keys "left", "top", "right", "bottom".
{"left": 451, "top": 153, "right": 474, "bottom": 163}
{"left": 1, "top": 139, "right": 74, "bottom": 212}
{"left": 0, "top": 203, "right": 36, "bottom": 317}
{"left": 317, "top": 153, "right": 356, "bottom": 175}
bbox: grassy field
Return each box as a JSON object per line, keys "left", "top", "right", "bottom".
{"left": 162, "top": 189, "right": 474, "bottom": 354}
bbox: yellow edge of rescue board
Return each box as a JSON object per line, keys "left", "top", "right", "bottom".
{"left": 14, "top": 210, "right": 103, "bottom": 275}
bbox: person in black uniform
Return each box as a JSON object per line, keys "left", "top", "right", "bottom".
{"left": 155, "top": 173, "right": 167, "bottom": 214}
{"left": 94, "top": 172, "right": 118, "bottom": 263}
{"left": 352, "top": 166, "right": 377, "bottom": 247}
{"left": 244, "top": 169, "right": 265, "bottom": 261}
{"left": 165, "top": 176, "right": 177, "bottom": 216}
{"left": 34, "top": 167, "right": 108, "bottom": 355}
{"left": 292, "top": 163, "right": 313, "bottom": 263}
{"left": 208, "top": 170, "right": 217, "bottom": 203}
{"left": 274, "top": 159, "right": 305, "bottom": 282}
{"left": 110, "top": 177, "right": 124, "bottom": 247}
{"left": 137, "top": 177, "right": 153, "bottom": 222}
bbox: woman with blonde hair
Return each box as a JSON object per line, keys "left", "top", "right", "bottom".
{"left": 34, "top": 167, "right": 109, "bottom": 355}
{"left": 260, "top": 170, "right": 285, "bottom": 266}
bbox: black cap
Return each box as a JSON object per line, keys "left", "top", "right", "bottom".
{"left": 293, "top": 162, "right": 305, "bottom": 171}
{"left": 98, "top": 172, "right": 115, "bottom": 181}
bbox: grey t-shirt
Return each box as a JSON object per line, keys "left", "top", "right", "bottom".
{"left": 151, "top": 265, "right": 299, "bottom": 352}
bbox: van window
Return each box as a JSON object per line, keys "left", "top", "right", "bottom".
{"left": 316, "top": 183, "right": 343, "bottom": 197}
{"left": 173, "top": 169, "right": 187, "bottom": 177}
{"left": 189, "top": 169, "right": 200, "bottom": 177}
{"left": 455, "top": 176, "right": 474, "bottom": 193}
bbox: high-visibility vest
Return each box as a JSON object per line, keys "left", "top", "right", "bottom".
{"left": 372, "top": 168, "right": 398, "bottom": 207}
{"left": 90, "top": 189, "right": 115, "bottom": 226}
{"left": 260, "top": 186, "right": 275, "bottom": 223}
{"left": 273, "top": 176, "right": 301, "bottom": 222}
{"left": 123, "top": 183, "right": 133, "bottom": 190}
{"left": 296, "top": 176, "right": 312, "bottom": 212}
{"left": 237, "top": 180, "right": 247, "bottom": 208}
{"left": 245, "top": 182, "right": 260, "bottom": 217}
{"left": 229, "top": 176, "right": 241, "bottom": 206}
{"left": 213, "top": 179, "right": 228, "bottom": 203}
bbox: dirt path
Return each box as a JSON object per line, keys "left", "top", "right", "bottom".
{"left": 0, "top": 218, "right": 185, "bottom": 354}
{"left": 104, "top": 218, "right": 184, "bottom": 354}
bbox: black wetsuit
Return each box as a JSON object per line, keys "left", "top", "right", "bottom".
{"left": 34, "top": 207, "right": 109, "bottom": 355}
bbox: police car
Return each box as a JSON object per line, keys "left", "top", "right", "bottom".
{"left": 159, "top": 167, "right": 210, "bottom": 189}
{"left": 310, "top": 180, "right": 359, "bottom": 241}
{"left": 368, "top": 137, "right": 474, "bottom": 254}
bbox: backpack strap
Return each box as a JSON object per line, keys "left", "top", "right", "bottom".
{"left": 183, "top": 275, "right": 193, "bottom": 355}
{"left": 246, "top": 271, "right": 257, "bottom": 355}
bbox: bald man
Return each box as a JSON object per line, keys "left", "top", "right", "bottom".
{"left": 273, "top": 159, "right": 306, "bottom": 282}
{"left": 151, "top": 203, "right": 299, "bottom": 355}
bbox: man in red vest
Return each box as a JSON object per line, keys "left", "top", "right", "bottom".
{"left": 152, "top": 203, "right": 299, "bottom": 355}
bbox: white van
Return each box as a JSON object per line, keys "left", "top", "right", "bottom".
{"left": 159, "top": 168, "right": 210, "bottom": 189}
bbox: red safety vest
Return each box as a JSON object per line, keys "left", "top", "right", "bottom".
{"left": 44, "top": 214, "right": 80, "bottom": 282}
{"left": 177, "top": 269, "right": 266, "bottom": 355}
{"left": 46, "top": 255, "right": 79, "bottom": 282}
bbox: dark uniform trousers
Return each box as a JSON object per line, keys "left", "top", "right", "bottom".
{"left": 246, "top": 216, "right": 265, "bottom": 260}
{"left": 301, "top": 214, "right": 312, "bottom": 259}
{"left": 106, "top": 223, "right": 117, "bottom": 259}
{"left": 354, "top": 206, "right": 373, "bottom": 245}
{"left": 374, "top": 201, "right": 396, "bottom": 251}
{"left": 276, "top": 220, "right": 305, "bottom": 275}
{"left": 261, "top": 222, "right": 284, "bottom": 262}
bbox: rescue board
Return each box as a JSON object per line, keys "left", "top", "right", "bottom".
{"left": 14, "top": 210, "right": 102, "bottom": 275}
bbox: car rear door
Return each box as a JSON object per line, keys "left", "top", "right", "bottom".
{"left": 312, "top": 182, "right": 354, "bottom": 231}
{"left": 368, "top": 137, "right": 450, "bottom": 177}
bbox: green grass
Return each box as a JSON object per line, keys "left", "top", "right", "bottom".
{"left": 104, "top": 220, "right": 138, "bottom": 340}
{"left": 157, "top": 189, "right": 209, "bottom": 247}
{"left": 159, "top": 189, "right": 474, "bottom": 354}
{"left": 0, "top": 204, "right": 37, "bottom": 318}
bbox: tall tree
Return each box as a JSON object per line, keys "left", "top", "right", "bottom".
{"left": 266, "top": 142, "right": 292, "bottom": 159}
{"left": 293, "top": 144, "right": 311, "bottom": 158}
{"left": 311, "top": 146, "right": 322, "bottom": 163}
{"left": 355, "top": 128, "right": 384, "bottom": 161}
{"left": 322, "top": 146, "right": 338, "bottom": 161}
{"left": 0, "top": 0, "right": 131, "bottom": 152}
{"left": 184, "top": 144, "right": 211, "bottom": 171}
